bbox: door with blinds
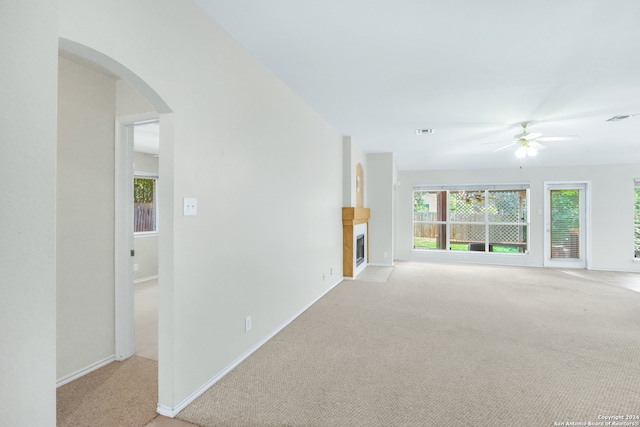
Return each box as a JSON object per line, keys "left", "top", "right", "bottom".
{"left": 544, "top": 182, "right": 588, "bottom": 268}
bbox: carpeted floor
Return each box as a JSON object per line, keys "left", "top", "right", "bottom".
{"left": 176, "top": 262, "right": 640, "bottom": 427}
{"left": 57, "top": 355, "right": 158, "bottom": 427}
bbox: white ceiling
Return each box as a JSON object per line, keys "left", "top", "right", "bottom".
{"left": 194, "top": 0, "right": 640, "bottom": 170}
{"left": 134, "top": 122, "right": 160, "bottom": 155}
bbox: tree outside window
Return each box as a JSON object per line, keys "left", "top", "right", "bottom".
{"left": 134, "top": 177, "right": 156, "bottom": 233}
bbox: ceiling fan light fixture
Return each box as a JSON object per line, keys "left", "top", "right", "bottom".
{"left": 515, "top": 146, "right": 537, "bottom": 158}
{"left": 490, "top": 122, "right": 572, "bottom": 160}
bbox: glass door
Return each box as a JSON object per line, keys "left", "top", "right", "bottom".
{"left": 544, "top": 182, "right": 587, "bottom": 268}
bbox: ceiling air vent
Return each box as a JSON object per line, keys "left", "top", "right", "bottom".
{"left": 606, "top": 114, "right": 640, "bottom": 122}
{"left": 416, "top": 129, "right": 435, "bottom": 135}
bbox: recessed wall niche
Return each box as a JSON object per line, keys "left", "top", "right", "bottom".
{"left": 343, "top": 162, "right": 368, "bottom": 278}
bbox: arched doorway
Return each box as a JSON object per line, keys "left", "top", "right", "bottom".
{"left": 56, "top": 39, "right": 173, "bottom": 423}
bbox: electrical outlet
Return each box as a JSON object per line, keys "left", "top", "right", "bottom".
{"left": 383, "top": 252, "right": 388, "bottom": 258}
{"left": 133, "top": 264, "right": 139, "bottom": 271}
{"left": 245, "top": 316, "right": 251, "bottom": 332}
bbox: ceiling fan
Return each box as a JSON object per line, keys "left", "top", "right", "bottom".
{"left": 486, "top": 123, "right": 577, "bottom": 158}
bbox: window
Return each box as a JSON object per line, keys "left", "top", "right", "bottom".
{"left": 413, "top": 190, "right": 447, "bottom": 250}
{"left": 634, "top": 180, "right": 640, "bottom": 258}
{"left": 134, "top": 177, "right": 157, "bottom": 233}
{"left": 550, "top": 189, "right": 580, "bottom": 259}
{"left": 413, "top": 185, "right": 529, "bottom": 253}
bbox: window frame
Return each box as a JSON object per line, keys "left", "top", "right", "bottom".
{"left": 134, "top": 171, "right": 159, "bottom": 236}
{"left": 413, "top": 184, "right": 530, "bottom": 254}
{"left": 634, "top": 179, "right": 640, "bottom": 258}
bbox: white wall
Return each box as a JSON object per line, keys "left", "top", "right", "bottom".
{"left": 134, "top": 151, "right": 159, "bottom": 174}
{"left": 116, "top": 79, "right": 155, "bottom": 117}
{"left": 343, "top": 136, "right": 368, "bottom": 207}
{"left": 59, "top": 0, "right": 344, "bottom": 412}
{"left": 57, "top": 56, "right": 118, "bottom": 380}
{"left": 392, "top": 159, "right": 398, "bottom": 260}
{"left": 134, "top": 235, "right": 159, "bottom": 280}
{"left": 396, "top": 164, "right": 640, "bottom": 272}
{"left": 367, "top": 153, "right": 396, "bottom": 266}
{"left": 0, "top": 2, "right": 58, "bottom": 426}
{"left": 134, "top": 152, "right": 160, "bottom": 281}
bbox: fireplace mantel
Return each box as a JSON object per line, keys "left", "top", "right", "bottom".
{"left": 342, "top": 207, "right": 370, "bottom": 225}
{"left": 343, "top": 207, "right": 370, "bottom": 278}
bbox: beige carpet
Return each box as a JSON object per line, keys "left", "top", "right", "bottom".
{"left": 57, "top": 356, "right": 158, "bottom": 427}
{"left": 177, "top": 261, "right": 640, "bottom": 427}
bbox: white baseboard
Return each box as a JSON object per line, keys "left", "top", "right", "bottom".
{"left": 56, "top": 355, "right": 116, "bottom": 388}
{"left": 368, "top": 262, "right": 394, "bottom": 267}
{"left": 157, "top": 277, "right": 343, "bottom": 418}
{"left": 394, "top": 257, "right": 539, "bottom": 268}
{"left": 157, "top": 404, "right": 175, "bottom": 418}
{"left": 134, "top": 275, "right": 158, "bottom": 284}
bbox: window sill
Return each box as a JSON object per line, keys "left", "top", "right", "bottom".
{"left": 411, "top": 248, "right": 529, "bottom": 256}
{"left": 134, "top": 232, "right": 158, "bottom": 238}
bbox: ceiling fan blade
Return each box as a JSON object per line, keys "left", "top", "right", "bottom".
{"left": 536, "top": 135, "right": 578, "bottom": 142}
{"left": 490, "top": 142, "right": 516, "bottom": 153}
{"left": 481, "top": 140, "right": 511, "bottom": 146}
{"left": 524, "top": 132, "right": 543, "bottom": 140}
{"left": 529, "top": 141, "right": 545, "bottom": 150}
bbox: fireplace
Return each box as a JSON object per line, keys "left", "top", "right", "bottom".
{"left": 342, "top": 207, "right": 370, "bottom": 278}
{"left": 356, "top": 234, "right": 365, "bottom": 267}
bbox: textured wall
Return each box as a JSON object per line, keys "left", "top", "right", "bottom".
{"left": 59, "top": 0, "right": 344, "bottom": 410}
{"left": 57, "top": 56, "right": 117, "bottom": 380}
{"left": 368, "top": 153, "right": 396, "bottom": 266}
{"left": 0, "top": 2, "right": 58, "bottom": 425}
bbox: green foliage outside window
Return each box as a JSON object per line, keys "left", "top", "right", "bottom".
{"left": 413, "top": 188, "right": 527, "bottom": 252}
{"left": 550, "top": 189, "right": 579, "bottom": 241}
{"left": 134, "top": 178, "right": 156, "bottom": 233}
{"left": 413, "top": 192, "right": 428, "bottom": 212}
{"left": 134, "top": 178, "right": 154, "bottom": 203}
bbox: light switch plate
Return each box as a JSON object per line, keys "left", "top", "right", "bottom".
{"left": 183, "top": 197, "right": 197, "bottom": 216}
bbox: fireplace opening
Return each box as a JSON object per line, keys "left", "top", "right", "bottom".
{"left": 356, "top": 234, "right": 365, "bottom": 267}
